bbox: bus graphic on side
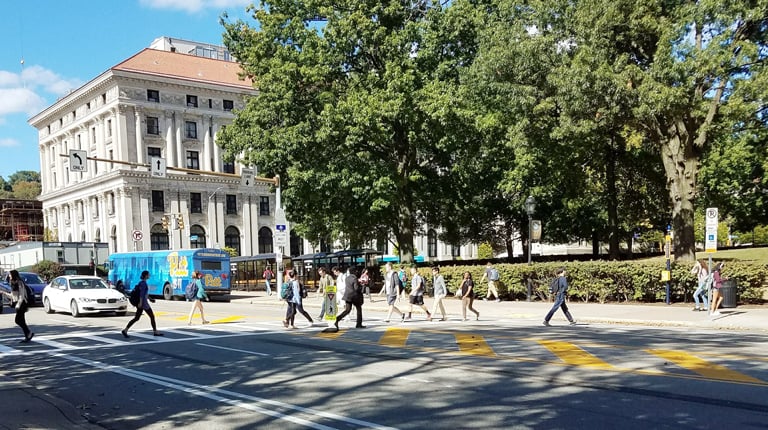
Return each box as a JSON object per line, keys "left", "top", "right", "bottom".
{"left": 106, "top": 249, "right": 231, "bottom": 301}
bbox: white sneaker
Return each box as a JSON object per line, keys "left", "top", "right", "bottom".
{"left": 711, "top": 311, "right": 722, "bottom": 316}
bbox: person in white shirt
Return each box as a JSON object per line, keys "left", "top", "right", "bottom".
{"left": 383, "top": 262, "right": 405, "bottom": 323}
{"left": 428, "top": 266, "right": 448, "bottom": 321}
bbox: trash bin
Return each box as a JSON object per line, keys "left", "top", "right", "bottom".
{"left": 720, "top": 279, "right": 737, "bottom": 308}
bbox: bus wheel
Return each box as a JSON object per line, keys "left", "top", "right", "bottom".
{"left": 163, "top": 284, "right": 173, "bottom": 301}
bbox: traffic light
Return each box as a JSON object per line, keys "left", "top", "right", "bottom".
{"left": 161, "top": 215, "right": 169, "bottom": 230}
{"left": 177, "top": 214, "right": 184, "bottom": 230}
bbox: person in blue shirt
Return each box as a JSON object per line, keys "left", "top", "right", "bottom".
{"left": 122, "top": 270, "right": 163, "bottom": 337}
{"left": 543, "top": 267, "right": 576, "bottom": 326}
{"left": 187, "top": 271, "right": 210, "bottom": 325}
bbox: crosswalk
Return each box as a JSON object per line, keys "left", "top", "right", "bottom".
{"left": 2, "top": 320, "right": 766, "bottom": 386}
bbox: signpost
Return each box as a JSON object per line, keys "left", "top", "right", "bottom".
{"left": 150, "top": 157, "right": 167, "bottom": 178}
{"left": 241, "top": 168, "right": 254, "bottom": 187}
{"left": 69, "top": 150, "right": 87, "bottom": 172}
{"left": 705, "top": 207, "right": 718, "bottom": 312}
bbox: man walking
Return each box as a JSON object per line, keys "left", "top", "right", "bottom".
{"left": 543, "top": 267, "right": 576, "bottom": 326}
{"left": 407, "top": 266, "right": 431, "bottom": 320}
{"left": 316, "top": 266, "right": 334, "bottom": 319}
{"left": 383, "top": 262, "right": 405, "bottom": 323}
{"left": 335, "top": 266, "right": 364, "bottom": 329}
{"left": 428, "top": 266, "right": 447, "bottom": 321}
{"left": 480, "top": 261, "right": 501, "bottom": 302}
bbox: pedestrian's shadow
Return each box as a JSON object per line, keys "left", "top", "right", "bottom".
{"left": 711, "top": 310, "right": 746, "bottom": 321}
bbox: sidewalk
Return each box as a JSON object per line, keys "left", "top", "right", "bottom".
{"left": 2, "top": 293, "right": 765, "bottom": 430}
{"left": 239, "top": 290, "right": 768, "bottom": 331}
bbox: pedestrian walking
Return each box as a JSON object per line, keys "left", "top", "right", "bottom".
{"left": 359, "top": 268, "right": 372, "bottom": 302}
{"left": 335, "top": 266, "right": 364, "bottom": 330}
{"left": 690, "top": 260, "right": 710, "bottom": 311}
{"left": 543, "top": 267, "right": 576, "bottom": 326}
{"left": 458, "top": 271, "right": 480, "bottom": 321}
{"left": 2, "top": 270, "right": 34, "bottom": 342}
{"left": 187, "top": 271, "right": 210, "bottom": 325}
{"left": 122, "top": 270, "right": 163, "bottom": 337}
{"left": 428, "top": 266, "right": 447, "bottom": 321}
{"left": 263, "top": 265, "right": 274, "bottom": 296}
{"left": 480, "top": 262, "right": 501, "bottom": 302}
{"left": 383, "top": 262, "right": 406, "bottom": 323}
{"left": 282, "top": 270, "right": 302, "bottom": 329}
{"left": 294, "top": 276, "right": 314, "bottom": 327}
{"left": 710, "top": 263, "right": 726, "bottom": 316}
{"left": 316, "top": 266, "right": 334, "bottom": 319}
{"left": 406, "top": 266, "right": 431, "bottom": 320}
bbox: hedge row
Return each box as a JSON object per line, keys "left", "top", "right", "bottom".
{"left": 405, "top": 260, "right": 768, "bottom": 304}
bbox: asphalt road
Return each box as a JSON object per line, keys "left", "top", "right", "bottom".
{"left": 1, "top": 296, "right": 767, "bottom": 429}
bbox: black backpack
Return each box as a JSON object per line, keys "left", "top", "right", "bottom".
{"left": 129, "top": 286, "right": 141, "bottom": 307}
{"left": 299, "top": 281, "right": 308, "bottom": 299}
{"left": 24, "top": 284, "right": 35, "bottom": 306}
{"left": 548, "top": 278, "right": 560, "bottom": 294}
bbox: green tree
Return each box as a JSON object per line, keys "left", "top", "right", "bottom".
{"left": 8, "top": 171, "right": 40, "bottom": 186}
{"left": 219, "top": 0, "right": 468, "bottom": 263}
{"left": 33, "top": 260, "right": 64, "bottom": 282}
{"left": 12, "top": 181, "right": 41, "bottom": 200}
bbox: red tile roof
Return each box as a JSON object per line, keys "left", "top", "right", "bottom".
{"left": 112, "top": 48, "right": 253, "bottom": 90}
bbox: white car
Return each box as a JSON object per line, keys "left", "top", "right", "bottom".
{"left": 43, "top": 276, "right": 128, "bottom": 317}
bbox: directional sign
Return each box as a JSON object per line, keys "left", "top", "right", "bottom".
{"left": 274, "top": 207, "right": 288, "bottom": 248}
{"left": 131, "top": 230, "right": 143, "bottom": 242}
{"left": 70, "top": 150, "right": 87, "bottom": 172}
{"left": 705, "top": 207, "right": 718, "bottom": 253}
{"left": 150, "top": 157, "right": 167, "bottom": 178}
{"left": 241, "top": 168, "right": 254, "bottom": 187}
{"left": 274, "top": 230, "right": 288, "bottom": 247}
{"left": 276, "top": 224, "right": 286, "bottom": 232}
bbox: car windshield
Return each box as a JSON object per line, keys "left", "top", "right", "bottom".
{"left": 21, "top": 273, "right": 44, "bottom": 284}
{"left": 69, "top": 279, "right": 108, "bottom": 289}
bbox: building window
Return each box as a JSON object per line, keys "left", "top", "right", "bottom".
{"left": 108, "top": 192, "right": 115, "bottom": 215}
{"left": 147, "top": 116, "right": 160, "bottom": 135}
{"left": 150, "top": 224, "right": 169, "bottom": 250}
{"left": 190, "top": 225, "right": 206, "bottom": 248}
{"left": 190, "top": 193, "right": 202, "bottom": 213}
{"left": 147, "top": 89, "right": 160, "bottom": 102}
{"left": 91, "top": 127, "right": 96, "bottom": 144}
{"left": 225, "top": 226, "right": 241, "bottom": 255}
{"left": 148, "top": 147, "right": 162, "bottom": 159}
{"left": 186, "top": 95, "right": 198, "bottom": 108}
{"left": 290, "top": 231, "right": 303, "bottom": 257}
{"left": 451, "top": 244, "right": 461, "bottom": 258}
{"left": 186, "top": 151, "right": 200, "bottom": 170}
{"left": 106, "top": 119, "right": 112, "bottom": 137}
{"left": 258, "top": 227, "right": 273, "bottom": 254}
{"left": 223, "top": 100, "right": 234, "bottom": 111}
{"left": 226, "top": 194, "right": 237, "bottom": 215}
{"left": 259, "top": 196, "right": 269, "bottom": 216}
{"left": 223, "top": 161, "right": 235, "bottom": 174}
{"left": 208, "top": 99, "right": 213, "bottom": 109}
{"left": 57, "top": 250, "right": 64, "bottom": 263}
{"left": 185, "top": 121, "right": 197, "bottom": 139}
{"left": 151, "top": 190, "right": 164, "bottom": 212}
{"left": 428, "top": 229, "right": 438, "bottom": 258}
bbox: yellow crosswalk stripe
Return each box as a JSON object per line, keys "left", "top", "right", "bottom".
{"left": 455, "top": 333, "right": 497, "bottom": 357}
{"left": 646, "top": 349, "right": 764, "bottom": 384}
{"left": 538, "top": 340, "right": 614, "bottom": 369}
{"left": 317, "top": 329, "right": 345, "bottom": 339}
{"left": 209, "top": 316, "right": 245, "bottom": 323}
{"left": 379, "top": 328, "right": 410, "bottom": 347}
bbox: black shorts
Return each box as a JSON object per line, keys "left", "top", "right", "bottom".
{"left": 387, "top": 295, "right": 398, "bottom": 305}
{"left": 409, "top": 295, "right": 424, "bottom": 306}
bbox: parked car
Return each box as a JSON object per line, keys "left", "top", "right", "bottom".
{"left": 42, "top": 275, "right": 128, "bottom": 317}
{"left": 19, "top": 272, "right": 46, "bottom": 305}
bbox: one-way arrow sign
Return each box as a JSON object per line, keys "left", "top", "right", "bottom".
{"left": 150, "top": 157, "right": 167, "bottom": 178}
{"left": 69, "top": 150, "right": 87, "bottom": 172}
{"left": 241, "top": 168, "right": 254, "bottom": 187}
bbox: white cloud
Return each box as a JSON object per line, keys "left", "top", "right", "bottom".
{"left": 0, "top": 88, "right": 47, "bottom": 117}
{"left": 0, "top": 65, "right": 82, "bottom": 119}
{"left": 139, "top": 0, "right": 251, "bottom": 13}
{"left": 21, "top": 65, "right": 83, "bottom": 96}
{"left": 0, "top": 138, "right": 20, "bottom": 148}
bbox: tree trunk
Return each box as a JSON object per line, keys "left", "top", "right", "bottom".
{"left": 395, "top": 201, "right": 415, "bottom": 264}
{"left": 592, "top": 231, "right": 600, "bottom": 257}
{"left": 660, "top": 131, "right": 697, "bottom": 262}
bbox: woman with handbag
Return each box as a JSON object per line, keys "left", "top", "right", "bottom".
{"left": 1, "top": 270, "right": 34, "bottom": 342}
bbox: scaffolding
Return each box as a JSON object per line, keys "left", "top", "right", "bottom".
{"left": 0, "top": 199, "right": 44, "bottom": 242}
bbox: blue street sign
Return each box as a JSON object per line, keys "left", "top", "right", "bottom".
{"left": 276, "top": 224, "right": 286, "bottom": 231}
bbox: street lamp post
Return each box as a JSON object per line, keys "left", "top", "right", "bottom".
{"left": 525, "top": 195, "right": 536, "bottom": 265}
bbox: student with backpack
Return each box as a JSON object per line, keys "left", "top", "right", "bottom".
{"left": 122, "top": 270, "right": 163, "bottom": 338}
{"left": 543, "top": 267, "right": 576, "bottom": 326}
{"left": 480, "top": 262, "right": 501, "bottom": 302}
{"left": 1, "top": 270, "right": 34, "bottom": 342}
{"left": 186, "top": 271, "right": 210, "bottom": 325}
{"left": 281, "top": 270, "right": 302, "bottom": 329}
{"left": 690, "top": 260, "right": 710, "bottom": 312}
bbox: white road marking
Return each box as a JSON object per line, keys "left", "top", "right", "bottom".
{"left": 50, "top": 351, "right": 400, "bottom": 430}
{"left": 196, "top": 343, "right": 270, "bottom": 356}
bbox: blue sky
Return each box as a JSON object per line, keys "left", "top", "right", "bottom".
{"left": 0, "top": 0, "right": 254, "bottom": 180}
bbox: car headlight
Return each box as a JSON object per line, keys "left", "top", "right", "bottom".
{"left": 117, "top": 296, "right": 127, "bottom": 302}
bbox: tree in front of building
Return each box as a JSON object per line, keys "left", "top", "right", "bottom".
{"left": 32, "top": 260, "right": 64, "bottom": 283}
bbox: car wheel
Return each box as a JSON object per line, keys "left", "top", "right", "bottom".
{"left": 44, "top": 298, "right": 55, "bottom": 314}
{"left": 116, "top": 311, "right": 127, "bottom": 316}
{"left": 70, "top": 300, "right": 81, "bottom": 317}
{"left": 163, "top": 284, "right": 173, "bottom": 301}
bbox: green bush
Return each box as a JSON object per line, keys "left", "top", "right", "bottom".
{"left": 409, "top": 260, "right": 767, "bottom": 304}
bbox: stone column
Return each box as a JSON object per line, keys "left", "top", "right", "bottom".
{"left": 203, "top": 116, "right": 213, "bottom": 171}
{"left": 165, "top": 110, "right": 176, "bottom": 168}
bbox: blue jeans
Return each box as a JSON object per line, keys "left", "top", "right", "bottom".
{"left": 265, "top": 280, "right": 272, "bottom": 295}
{"left": 545, "top": 292, "right": 574, "bottom": 323}
{"left": 693, "top": 281, "right": 709, "bottom": 309}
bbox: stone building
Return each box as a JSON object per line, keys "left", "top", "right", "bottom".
{"left": 29, "top": 38, "right": 278, "bottom": 256}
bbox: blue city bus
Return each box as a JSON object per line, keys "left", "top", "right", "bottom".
{"left": 106, "top": 249, "right": 231, "bottom": 301}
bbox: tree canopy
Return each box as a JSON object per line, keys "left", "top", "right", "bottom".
{"left": 219, "top": 0, "right": 767, "bottom": 262}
